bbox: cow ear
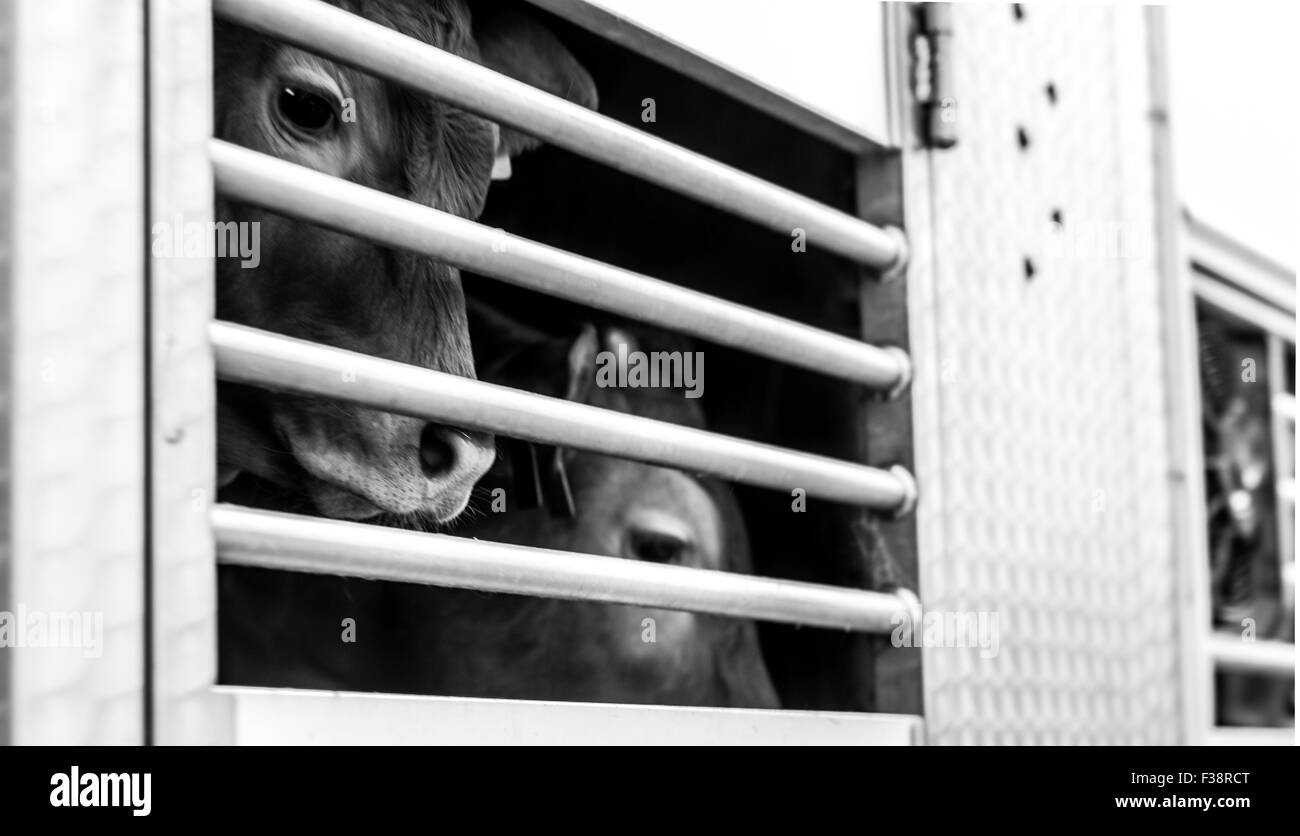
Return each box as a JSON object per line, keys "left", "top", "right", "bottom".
{"left": 562, "top": 324, "right": 599, "bottom": 404}
{"left": 602, "top": 325, "right": 639, "bottom": 358}
{"left": 486, "top": 324, "right": 597, "bottom": 405}
{"left": 467, "top": 298, "right": 599, "bottom": 404}
{"left": 474, "top": 10, "right": 598, "bottom": 172}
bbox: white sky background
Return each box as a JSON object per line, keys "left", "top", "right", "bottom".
{"left": 1166, "top": 0, "right": 1297, "bottom": 267}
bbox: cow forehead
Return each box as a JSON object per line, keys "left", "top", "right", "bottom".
{"left": 580, "top": 462, "right": 724, "bottom": 565}
{"left": 338, "top": 0, "right": 479, "bottom": 59}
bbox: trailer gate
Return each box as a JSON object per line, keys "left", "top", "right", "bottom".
{"left": 140, "top": 0, "right": 924, "bottom": 744}
{"left": 1183, "top": 215, "right": 1296, "bottom": 746}
{"left": 908, "top": 3, "right": 1194, "bottom": 745}
{"left": 6, "top": 0, "right": 1283, "bottom": 747}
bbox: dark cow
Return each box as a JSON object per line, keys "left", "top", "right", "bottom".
{"left": 1199, "top": 318, "right": 1294, "bottom": 726}
{"left": 215, "top": 2, "right": 599, "bottom": 686}
{"left": 373, "top": 306, "right": 781, "bottom": 707}
{"left": 213, "top": 1, "right": 595, "bottom": 524}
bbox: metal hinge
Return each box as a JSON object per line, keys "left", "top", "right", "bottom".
{"left": 914, "top": 3, "right": 957, "bottom": 149}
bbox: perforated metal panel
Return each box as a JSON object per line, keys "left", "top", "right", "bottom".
{"left": 907, "top": 4, "right": 1182, "bottom": 744}
{"left": 5, "top": 0, "right": 146, "bottom": 744}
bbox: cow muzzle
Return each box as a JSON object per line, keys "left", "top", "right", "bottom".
{"left": 276, "top": 406, "right": 495, "bottom": 524}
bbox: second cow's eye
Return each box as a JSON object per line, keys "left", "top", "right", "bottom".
{"left": 626, "top": 528, "right": 689, "bottom": 565}
{"left": 277, "top": 86, "right": 337, "bottom": 134}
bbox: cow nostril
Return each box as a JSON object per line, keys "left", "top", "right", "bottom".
{"left": 419, "top": 424, "right": 457, "bottom": 478}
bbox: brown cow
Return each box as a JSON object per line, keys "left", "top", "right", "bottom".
{"left": 215, "top": 2, "right": 600, "bottom": 687}
{"left": 213, "top": 1, "right": 595, "bottom": 524}
{"left": 374, "top": 307, "right": 781, "bottom": 708}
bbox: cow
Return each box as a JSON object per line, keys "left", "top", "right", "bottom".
{"left": 371, "top": 305, "right": 782, "bottom": 708}
{"left": 212, "top": 0, "right": 596, "bottom": 524}
{"left": 215, "top": 1, "right": 600, "bottom": 687}
{"left": 1199, "top": 318, "right": 1293, "bottom": 727}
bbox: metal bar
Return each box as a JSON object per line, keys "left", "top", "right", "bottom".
{"left": 1267, "top": 335, "right": 1295, "bottom": 619}
{"left": 211, "top": 0, "right": 907, "bottom": 272}
{"left": 1205, "top": 727, "right": 1295, "bottom": 746}
{"left": 921, "top": 3, "right": 957, "bottom": 149}
{"left": 222, "top": 686, "right": 925, "bottom": 745}
{"left": 211, "top": 322, "right": 917, "bottom": 512}
{"left": 1185, "top": 213, "right": 1296, "bottom": 314}
{"left": 1193, "top": 274, "right": 1296, "bottom": 342}
{"left": 1208, "top": 633, "right": 1296, "bottom": 676}
{"left": 214, "top": 505, "right": 919, "bottom": 634}
{"left": 149, "top": 0, "right": 232, "bottom": 745}
{"left": 1274, "top": 392, "right": 1297, "bottom": 422}
{"left": 0, "top": 0, "right": 13, "bottom": 746}
{"left": 211, "top": 141, "right": 910, "bottom": 392}
{"left": 1148, "top": 5, "right": 1214, "bottom": 746}
{"left": 857, "top": 143, "right": 921, "bottom": 713}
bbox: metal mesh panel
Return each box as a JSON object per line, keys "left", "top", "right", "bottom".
{"left": 910, "top": 4, "right": 1181, "bottom": 744}
{"left": 7, "top": 0, "right": 146, "bottom": 744}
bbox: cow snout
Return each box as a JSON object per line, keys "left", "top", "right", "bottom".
{"left": 419, "top": 424, "right": 483, "bottom": 478}
{"left": 276, "top": 405, "right": 494, "bottom": 524}
{"left": 417, "top": 424, "right": 496, "bottom": 514}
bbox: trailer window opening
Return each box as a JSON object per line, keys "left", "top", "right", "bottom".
{"left": 1189, "top": 226, "right": 1296, "bottom": 732}
{"left": 209, "top": 0, "right": 921, "bottom": 718}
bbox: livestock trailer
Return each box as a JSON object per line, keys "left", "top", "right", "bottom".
{"left": 0, "top": 0, "right": 1293, "bottom": 745}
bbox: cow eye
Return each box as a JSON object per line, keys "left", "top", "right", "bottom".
{"left": 626, "top": 528, "right": 689, "bottom": 564}
{"left": 277, "top": 86, "right": 337, "bottom": 133}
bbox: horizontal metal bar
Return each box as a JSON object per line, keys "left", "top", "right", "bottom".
{"left": 212, "top": 0, "right": 907, "bottom": 272}
{"left": 1208, "top": 633, "right": 1295, "bottom": 677}
{"left": 1194, "top": 274, "right": 1296, "bottom": 342}
{"left": 214, "top": 505, "right": 918, "bottom": 634}
{"left": 211, "top": 322, "right": 917, "bottom": 511}
{"left": 1205, "top": 726, "right": 1295, "bottom": 746}
{"left": 222, "top": 686, "right": 925, "bottom": 745}
{"left": 1185, "top": 213, "right": 1295, "bottom": 314}
{"left": 1273, "top": 392, "right": 1296, "bottom": 422}
{"left": 211, "top": 141, "right": 909, "bottom": 392}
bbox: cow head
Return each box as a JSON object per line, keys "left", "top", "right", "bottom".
{"left": 459, "top": 304, "right": 781, "bottom": 708}
{"left": 212, "top": 1, "right": 597, "bottom": 523}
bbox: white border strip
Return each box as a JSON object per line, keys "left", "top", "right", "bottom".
{"left": 222, "top": 686, "right": 924, "bottom": 745}
{"left": 1205, "top": 726, "right": 1295, "bottom": 746}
